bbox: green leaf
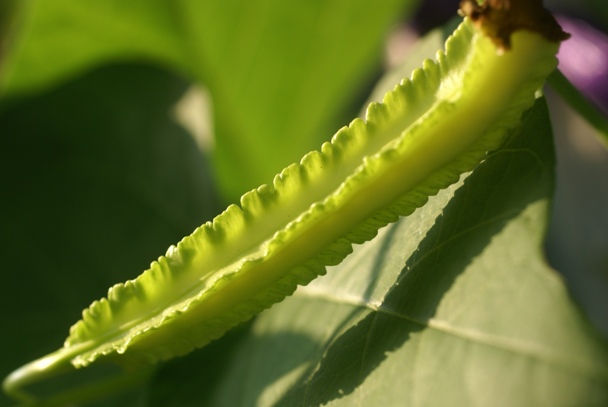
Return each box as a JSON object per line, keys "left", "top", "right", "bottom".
{"left": 1, "top": 0, "right": 419, "bottom": 201}
{"left": 0, "top": 0, "right": 186, "bottom": 96}
{"left": 193, "top": 0, "right": 419, "bottom": 201}
{"left": 0, "top": 62, "right": 220, "bottom": 407}
{"left": 0, "top": 0, "right": 22, "bottom": 65}
{"left": 153, "top": 99, "right": 608, "bottom": 406}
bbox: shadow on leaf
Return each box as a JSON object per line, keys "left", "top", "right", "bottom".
{"left": 274, "top": 99, "right": 553, "bottom": 406}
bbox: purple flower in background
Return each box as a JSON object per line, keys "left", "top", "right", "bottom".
{"left": 557, "top": 16, "right": 608, "bottom": 115}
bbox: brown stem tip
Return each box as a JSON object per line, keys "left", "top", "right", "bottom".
{"left": 459, "top": 0, "right": 570, "bottom": 50}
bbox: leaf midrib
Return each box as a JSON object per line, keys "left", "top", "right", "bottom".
{"left": 296, "top": 280, "right": 608, "bottom": 382}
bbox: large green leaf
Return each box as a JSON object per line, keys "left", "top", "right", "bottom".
{"left": 149, "top": 99, "right": 608, "bottom": 406}
{"left": 2, "top": 0, "right": 419, "bottom": 202}
{"left": 0, "top": 63, "right": 221, "bottom": 407}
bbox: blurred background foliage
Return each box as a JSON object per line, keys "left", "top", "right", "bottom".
{"left": 0, "top": 0, "right": 607, "bottom": 405}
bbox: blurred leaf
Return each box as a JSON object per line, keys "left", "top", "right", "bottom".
{"left": 548, "top": 69, "right": 608, "bottom": 150}
{"left": 2, "top": 0, "right": 421, "bottom": 202}
{"left": 544, "top": 91, "right": 608, "bottom": 338}
{"left": 151, "top": 99, "right": 608, "bottom": 406}
{"left": 0, "top": 0, "right": 186, "bottom": 96}
{"left": 0, "top": 0, "right": 23, "bottom": 66}
{"left": 0, "top": 63, "right": 221, "bottom": 406}
{"left": 192, "top": 0, "right": 419, "bottom": 201}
